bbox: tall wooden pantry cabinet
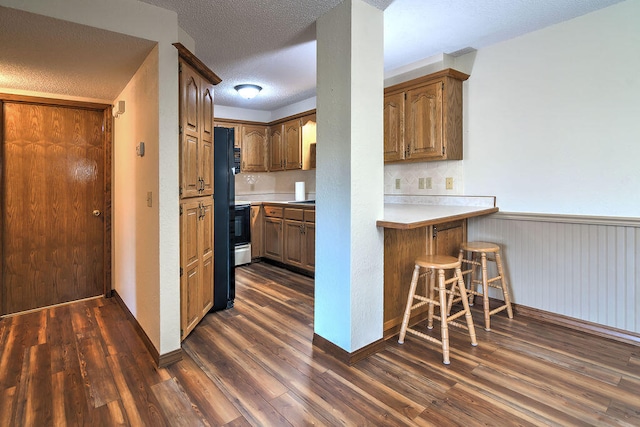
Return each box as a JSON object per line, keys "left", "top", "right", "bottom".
{"left": 174, "top": 43, "right": 221, "bottom": 340}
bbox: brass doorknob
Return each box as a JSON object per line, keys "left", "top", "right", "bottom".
{"left": 93, "top": 210, "right": 102, "bottom": 217}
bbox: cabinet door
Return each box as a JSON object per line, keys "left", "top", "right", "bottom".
{"left": 250, "top": 205, "right": 263, "bottom": 258}
{"left": 269, "top": 124, "right": 284, "bottom": 171}
{"left": 180, "top": 61, "right": 201, "bottom": 198}
{"left": 284, "top": 119, "right": 302, "bottom": 170}
{"left": 200, "top": 85, "right": 214, "bottom": 196}
{"left": 241, "top": 125, "right": 268, "bottom": 172}
{"left": 384, "top": 92, "right": 405, "bottom": 162}
{"left": 405, "top": 82, "right": 444, "bottom": 160}
{"left": 304, "top": 221, "right": 315, "bottom": 272}
{"left": 180, "top": 200, "right": 201, "bottom": 338}
{"left": 432, "top": 220, "right": 465, "bottom": 258}
{"left": 263, "top": 217, "right": 283, "bottom": 261}
{"left": 199, "top": 198, "right": 214, "bottom": 316}
{"left": 284, "top": 219, "right": 304, "bottom": 267}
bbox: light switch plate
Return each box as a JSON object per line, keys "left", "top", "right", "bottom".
{"left": 395, "top": 178, "right": 401, "bottom": 189}
{"left": 446, "top": 177, "right": 454, "bottom": 190}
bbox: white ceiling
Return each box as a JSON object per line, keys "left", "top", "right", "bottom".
{"left": 0, "top": 0, "right": 624, "bottom": 111}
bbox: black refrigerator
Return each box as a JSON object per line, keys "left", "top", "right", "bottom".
{"left": 212, "top": 126, "right": 240, "bottom": 310}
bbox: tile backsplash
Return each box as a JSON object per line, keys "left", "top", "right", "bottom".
{"left": 384, "top": 161, "right": 463, "bottom": 195}
{"left": 235, "top": 169, "right": 316, "bottom": 199}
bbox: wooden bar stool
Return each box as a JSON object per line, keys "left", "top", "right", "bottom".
{"left": 458, "top": 242, "right": 514, "bottom": 331}
{"left": 398, "top": 254, "right": 478, "bottom": 365}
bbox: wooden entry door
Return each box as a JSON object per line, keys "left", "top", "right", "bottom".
{"left": 1, "top": 100, "right": 108, "bottom": 315}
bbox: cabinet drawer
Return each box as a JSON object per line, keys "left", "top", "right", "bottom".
{"left": 284, "top": 208, "right": 304, "bottom": 221}
{"left": 264, "top": 206, "right": 283, "bottom": 218}
{"left": 303, "top": 210, "right": 315, "bottom": 223}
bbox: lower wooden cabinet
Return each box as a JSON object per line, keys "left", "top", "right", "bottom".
{"left": 431, "top": 220, "right": 466, "bottom": 257}
{"left": 263, "top": 206, "right": 284, "bottom": 262}
{"left": 180, "top": 197, "right": 214, "bottom": 340}
{"left": 383, "top": 219, "right": 466, "bottom": 338}
{"left": 261, "top": 204, "right": 315, "bottom": 273}
{"left": 250, "top": 205, "right": 264, "bottom": 259}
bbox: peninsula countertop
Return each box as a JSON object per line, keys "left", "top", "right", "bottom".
{"left": 377, "top": 196, "right": 498, "bottom": 230}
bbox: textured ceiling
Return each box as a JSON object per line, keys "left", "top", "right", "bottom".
{"left": 0, "top": 0, "right": 625, "bottom": 110}
{"left": 0, "top": 6, "right": 156, "bottom": 101}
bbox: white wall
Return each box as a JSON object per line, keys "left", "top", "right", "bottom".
{"left": 463, "top": 0, "right": 640, "bottom": 217}
{"left": 1, "top": 0, "right": 182, "bottom": 356}
{"left": 113, "top": 47, "right": 161, "bottom": 351}
{"left": 464, "top": 0, "right": 640, "bottom": 335}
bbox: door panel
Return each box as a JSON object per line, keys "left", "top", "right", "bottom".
{"left": 2, "top": 102, "right": 104, "bottom": 314}
{"left": 384, "top": 92, "right": 405, "bottom": 162}
{"left": 406, "top": 82, "right": 443, "bottom": 159}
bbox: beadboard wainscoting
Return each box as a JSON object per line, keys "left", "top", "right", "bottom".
{"left": 468, "top": 213, "right": 640, "bottom": 337}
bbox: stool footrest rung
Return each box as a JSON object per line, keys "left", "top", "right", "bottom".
{"left": 405, "top": 328, "right": 442, "bottom": 346}
{"left": 489, "top": 305, "right": 510, "bottom": 316}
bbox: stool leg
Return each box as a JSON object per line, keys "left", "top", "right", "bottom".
{"left": 455, "top": 266, "right": 478, "bottom": 347}
{"left": 436, "top": 269, "right": 450, "bottom": 365}
{"left": 495, "top": 251, "right": 514, "bottom": 319}
{"left": 480, "top": 252, "right": 491, "bottom": 331}
{"left": 398, "top": 264, "right": 420, "bottom": 344}
{"left": 457, "top": 249, "right": 472, "bottom": 307}
{"left": 469, "top": 252, "right": 479, "bottom": 306}
{"left": 427, "top": 269, "right": 436, "bottom": 330}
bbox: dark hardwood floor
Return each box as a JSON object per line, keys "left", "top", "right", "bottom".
{"left": 1, "top": 262, "right": 639, "bottom": 426}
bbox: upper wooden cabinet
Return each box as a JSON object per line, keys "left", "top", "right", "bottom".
{"left": 283, "top": 119, "right": 302, "bottom": 170}
{"left": 175, "top": 43, "right": 221, "bottom": 341}
{"left": 268, "top": 119, "right": 303, "bottom": 172}
{"left": 383, "top": 93, "right": 404, "bottom": 162}
{"left": 179, "top": 59, "right": 215, "bottom": 198}
{"left": 269, "top": 124, "right": 285, "bottom": 171}
{"left": 384, "top": 68, "right": 469, "bottom": 163}
{"left": 214, "top": 121, "right": 240, "bottom": 148}
{"left": 241, "top": 125, "right": 268, "bottom": 172}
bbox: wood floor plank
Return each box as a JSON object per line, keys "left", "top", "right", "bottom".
{"left": 1, "top": 263, "right": 639, "bottom": 426}
{"left": 151, "top": 378, "right": 209, "bottom": 427}
{"left": 167, "top": 355, "right": 242, "bottom": 425}
{"left": 106, "top": 351, "right": 169, "bottom": 426}
{"left": 76, "top": 336, "right": 120, "bottom": 408}
{"left": 185, "top": 343, "right": 294, "bottom": 427}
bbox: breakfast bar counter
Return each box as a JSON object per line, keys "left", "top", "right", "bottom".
{"left": 377, "top": 196, "right": 498, "bottom": 337}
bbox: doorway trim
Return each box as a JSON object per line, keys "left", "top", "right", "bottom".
{"left": 0, "top": 93, "right": 113, "bottom": 308}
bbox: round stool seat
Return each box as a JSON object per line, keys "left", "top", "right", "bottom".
{"left": 415, "top": 254, "right": 461, "bottom": 270}
{"left": 460, "top": 241, "right": 500, "bottom": 253}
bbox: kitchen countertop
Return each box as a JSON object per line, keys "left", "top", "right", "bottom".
{"left": 377, "top": 204, "right": 498, "bottom": 230}
{"left": 237, "top": 200, "right": 316, "bottom": 207}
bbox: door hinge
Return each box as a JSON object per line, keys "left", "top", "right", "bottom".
{"left": 442, "top": 145, "right": 445, "bottom": 155}
{"left": 180, "top": 267, "right": 183, "bottom": 276}
{"left": 179, "top": 125, "right": 183, "bottom": 135}
{"left": 432, "top": 226, "right": 438, "bottom": 238}
{"left": 404, "top": 92, "right": 407, "bottom": 100}
{"left": 179, "top": 204, "right": 183, "bottom": 215}
{"left": 179, "top": 186, "right": 183, "bottom": 196}
{"left": 179, "top": 62, "right": 182, "bottom": 73}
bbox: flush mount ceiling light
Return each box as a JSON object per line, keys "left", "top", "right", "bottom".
{"left": 234, "top": 84, "right": 262, "bottom": 99}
